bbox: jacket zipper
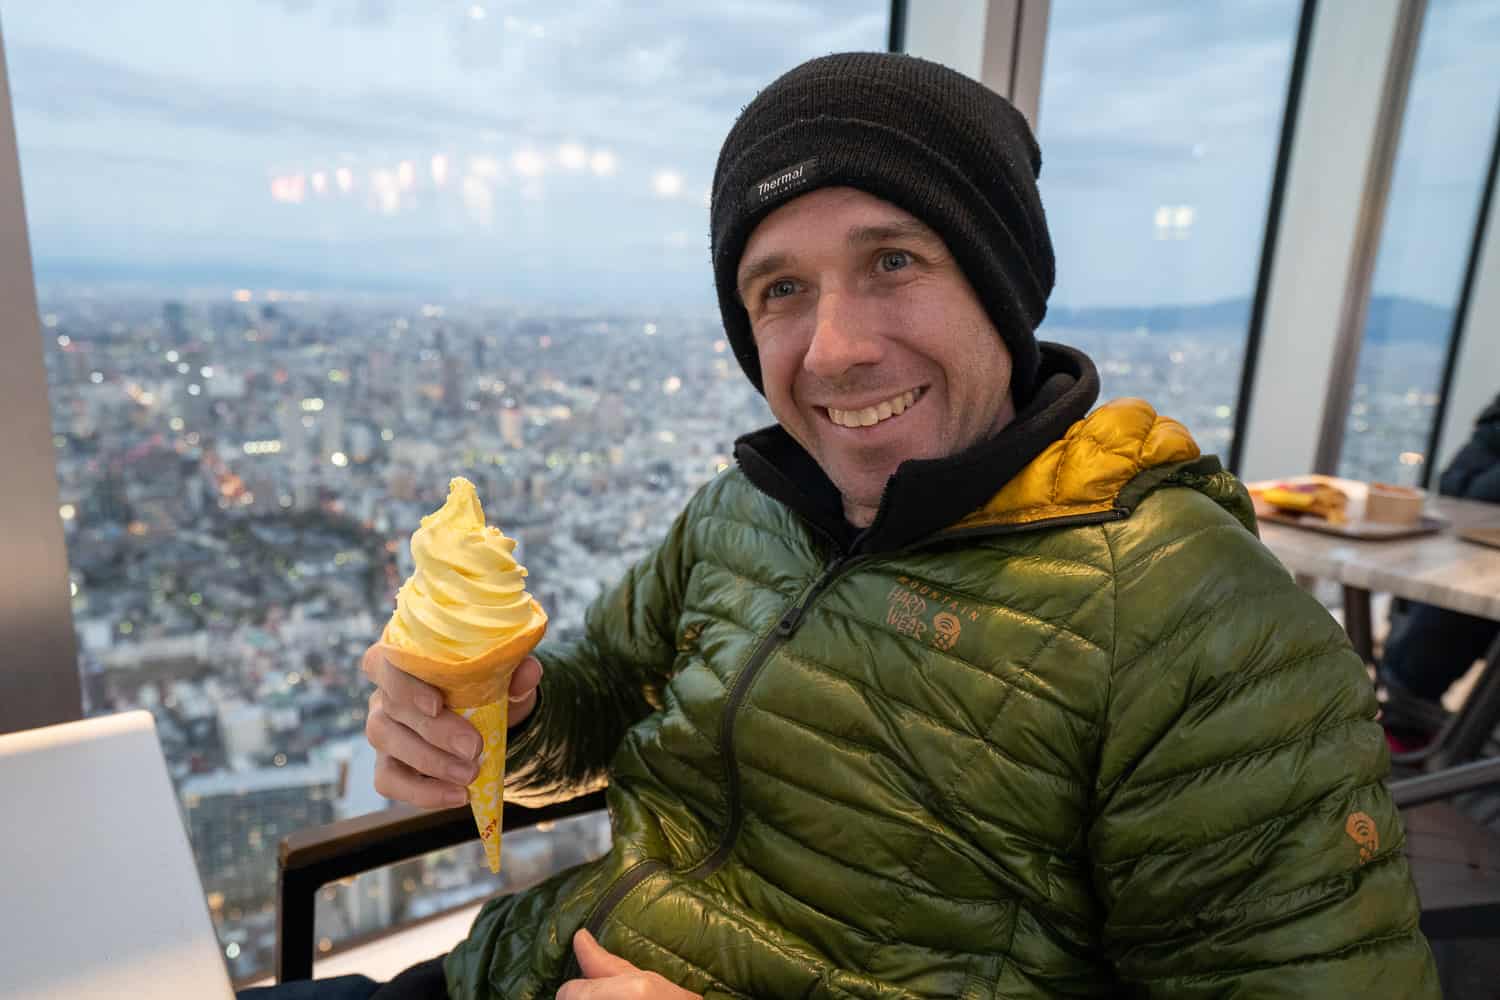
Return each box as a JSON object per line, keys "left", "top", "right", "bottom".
{"left": 563, "top": 554, "right": 855, "bottom": 978}
{"left": 561, "top": 507, "right": 1128, "bottom": 977}
{"left": 679, "top": 553, "right": 855, "bottom": 879}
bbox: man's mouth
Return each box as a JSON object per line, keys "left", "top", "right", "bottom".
{"left": 825, "top": 387, "right": 926, "bottom": 429}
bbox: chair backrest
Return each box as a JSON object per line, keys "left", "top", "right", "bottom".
{"left": 0, "top": 710, "right": 235, "bottom": 1000}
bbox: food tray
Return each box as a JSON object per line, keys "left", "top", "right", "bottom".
{"left": 1254, "top": 509, "right": 1445, "bottom": 540}
{"left": 1247, "top": 475, "right": 1445, "bottom": 541}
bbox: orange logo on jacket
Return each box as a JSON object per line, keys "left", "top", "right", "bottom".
{"left": 1345, "top": 812, "right": 1379, "bottom": 864}
{"left": 931, "top": 613, "right": 962, "bottom": 650}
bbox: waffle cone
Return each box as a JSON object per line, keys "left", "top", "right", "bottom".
{"left": 376, "top": 600, "right": 547, "bottom": 872}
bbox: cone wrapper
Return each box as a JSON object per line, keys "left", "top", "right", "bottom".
{"left": 378, "top": 599, "right": 547, "bottom": 872}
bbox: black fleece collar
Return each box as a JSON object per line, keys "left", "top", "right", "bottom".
{"left": 733, "top": 342, "right": 1101, "bottom": 555}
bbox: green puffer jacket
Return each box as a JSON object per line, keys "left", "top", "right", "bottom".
{"left": 445, "top": 397, "right": 1438, "bottom": 999}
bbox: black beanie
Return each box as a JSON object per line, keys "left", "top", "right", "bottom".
{"left": 710, "top": 51, "right": 1055, "bottom": 404}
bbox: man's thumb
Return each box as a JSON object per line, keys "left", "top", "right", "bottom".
{"left": 573, "top": 928, "right": 636, "bottom": 979}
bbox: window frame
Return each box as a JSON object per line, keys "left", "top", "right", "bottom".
{"left": 0, "top": 20, "right": 81, "bottom": 735}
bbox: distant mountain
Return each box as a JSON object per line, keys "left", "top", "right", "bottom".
{"left": 1362, "top": 295, "right": 1455, "bottom": 345}
{"left": 1043, "top": 294, "right": 1453, "bottom": 345}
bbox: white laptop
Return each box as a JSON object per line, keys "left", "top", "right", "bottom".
{"left": 0, "top": 710, "right": 236, "bottom": 1000}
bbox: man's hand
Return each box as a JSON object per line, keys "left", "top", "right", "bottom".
{"left": 556, "top": 929, "right": 703, "bottom": 999}
{"left": 361, "top": 644, "right": 543, "bottom": 809}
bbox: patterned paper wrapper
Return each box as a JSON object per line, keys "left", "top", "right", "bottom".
{"left": 378, "top": 600, "right": 547, "bottom": 872}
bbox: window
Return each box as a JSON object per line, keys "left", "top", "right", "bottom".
{"left": 3, "top": 1, "right": 888, "bottom": 980}
{"left": 1337, "top": 0, "right": 1500, "bottom": 487}
{"left": 1034, "top": 0, "right": 1303, "bottom": 455}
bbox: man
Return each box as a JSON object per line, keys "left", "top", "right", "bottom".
{"left": 357, "top": 53, "right": 1439, "bottom": 999}
{"left": 1380, "top": 391, "right": 1500, "bottom": 751}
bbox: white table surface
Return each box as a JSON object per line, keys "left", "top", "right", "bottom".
{"left": 1256, "top": 493, "right": 1500, "bottom": 621}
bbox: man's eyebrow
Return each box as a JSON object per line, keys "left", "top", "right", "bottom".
{"left": 845, "top": 220, "right": 943, "bottom": 247}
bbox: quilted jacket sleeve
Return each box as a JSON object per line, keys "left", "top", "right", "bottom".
{"left": 1089, "top": 487, "right": 1440, "bottom": 997}
{"left": 502, "top": 497, "right": 697, "bottom": 807}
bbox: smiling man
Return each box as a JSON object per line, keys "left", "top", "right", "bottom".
{"left": 341, "top": 53, "right": 1439, "bottom": 1000}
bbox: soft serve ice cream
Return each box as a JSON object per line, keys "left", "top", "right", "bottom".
{"left": 379, "top": 477, "right": 547, "bottom": 871}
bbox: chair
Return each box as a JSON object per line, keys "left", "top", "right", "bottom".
{"left": 1389, "top": 757, "right": 1500, "bottom": 940}
{"left": 275, "top": 790, "right": 606, "bottom": 983}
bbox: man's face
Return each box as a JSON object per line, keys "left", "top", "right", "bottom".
{"left": 737, "top": 187, "right": 1016, "bottom": 527}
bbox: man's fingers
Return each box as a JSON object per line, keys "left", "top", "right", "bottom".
{"left": 376, "top": 691, "right": 482, "bottom": 762}
{"left": 506, "top": 656, "right": 542, "bottom": 728}
{"left": 362, "top": 645, "right": 443, "bottom": 718}
{"left": 372, "top": 754, "right": 468, "bottom": 809}
{"left": 366, "top": 692, "right": 478, "bottom": 786}
{"left": 573, "top": 929, "right": 638, "bottom": 979}
{"left": 508, "top": 656, "right": 542, "bottom": 700}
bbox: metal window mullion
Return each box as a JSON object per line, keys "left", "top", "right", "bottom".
{"left": 1431, "top": 105, "right": 1500, "bottom": 479}
{"left": 1229, "top": 0, "right": 1321, "bottom": 476}
{"left": 0, "top": 24, "right": 81, "bottom": 734}
{"left": 1425, "top": 102, "right": 1500, "bottom": 485}
{"left": 888, "top": 0, "right": 909, "bottom": 53}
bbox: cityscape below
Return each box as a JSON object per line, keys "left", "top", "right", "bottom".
{"left": 38, "top": 286, "right": 1448, "bottom": 980}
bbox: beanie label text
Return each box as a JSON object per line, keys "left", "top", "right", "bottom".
{"left": 749, "top": 157, "right": 820, "bottom": 208}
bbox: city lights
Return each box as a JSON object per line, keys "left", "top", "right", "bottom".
{"left": 512, "top": 148, "right": 547, "bottom": 177}
{"left": 652, "top": 170, "right": 684, "bottom": 197}
{"left": 589, "top": 149, "right": 618, "bottom": 176}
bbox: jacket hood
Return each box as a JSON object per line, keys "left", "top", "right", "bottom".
{"left": 947, "top": 397, "right": 1201, "bottom": 532}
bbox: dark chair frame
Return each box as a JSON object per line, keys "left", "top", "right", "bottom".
{"left": 275, "top": 790, "right": 607, "bottom": 984}
{"left": 1389, "top": 757, "right": 1500, "bottom": 941}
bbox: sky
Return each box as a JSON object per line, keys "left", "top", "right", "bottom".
{"left": 3, "top": 0, "right": 1498, "bottom": 310}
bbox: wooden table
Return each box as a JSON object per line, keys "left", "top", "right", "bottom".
{"left": 1257, "top": 494, "right": 1500, "bottom": 766}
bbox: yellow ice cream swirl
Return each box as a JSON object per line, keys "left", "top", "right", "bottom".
{"left": 387, "top": 477, "right": 538, "bottom": 661}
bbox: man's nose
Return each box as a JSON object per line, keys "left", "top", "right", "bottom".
{"left": 803, "top": 291, "right": 881, "bottom": 379}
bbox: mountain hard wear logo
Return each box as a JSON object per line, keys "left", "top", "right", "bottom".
{"left": 1345, "top": 811, "right": 1379, "bottom": 864}
{"left": 931, "top": 612, "right": 962, "bottom": 650}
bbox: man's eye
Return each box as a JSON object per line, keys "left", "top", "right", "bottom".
{"left": 766, "top": 279, "right": 797, "bottom": 300}
{"left": 878, "top": 250, "right": 911, "bottom": 272}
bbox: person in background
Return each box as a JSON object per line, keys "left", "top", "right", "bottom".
{"left": 253, "top": 52, "right": 1439, "bottom": 1000}
{"left": 1380, "top": 392, "right": 1500, "bottom": 752}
